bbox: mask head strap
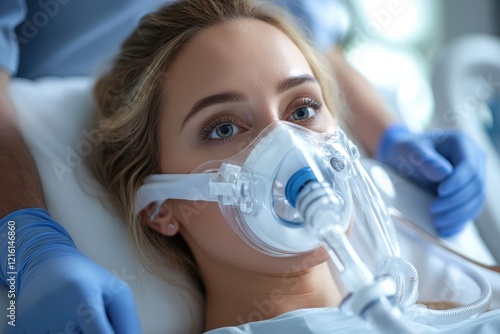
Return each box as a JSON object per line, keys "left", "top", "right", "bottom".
{"left": 135, "top": 173, "right": 218, "bottom": 215}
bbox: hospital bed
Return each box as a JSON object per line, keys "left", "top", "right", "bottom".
{"left": 0, "top": 77, "right": 498, "bottom": 333}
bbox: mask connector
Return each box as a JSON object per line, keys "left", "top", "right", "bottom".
{"left": 294, "top": 180, "right": 416, "bottom": 333}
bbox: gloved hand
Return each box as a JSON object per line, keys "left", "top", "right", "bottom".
{"left": 376, "top": 123, "right": 486, "bottom": 237}
{"left": 1, "top": 208, "right": 141, "bottom": 333}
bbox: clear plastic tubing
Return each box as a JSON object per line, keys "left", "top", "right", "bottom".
{"left": 401, "top": 226, "right": 492, "bottom": 325}
{"left": 294, "top": 181, "right": 416, "bottom": 334}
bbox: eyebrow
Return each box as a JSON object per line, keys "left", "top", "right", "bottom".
{"left": 181, "top": 74, "right": 318, "bottom": 129}
{"left": 277, "top": 74, "right": 318, "bottom": 94}
{"left": 181, "top": 91, "right": 245, "bottom": 130}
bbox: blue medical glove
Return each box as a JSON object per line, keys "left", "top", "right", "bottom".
{"left": 0, "top": 208, "right": 141, "bottom": 333}
{"left": 376, "top": 123, "right": 486, "bottom": 237}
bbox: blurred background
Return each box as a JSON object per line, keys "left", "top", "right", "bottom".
{"left": 341, "top": 0, "right": 500, "bottom": 130}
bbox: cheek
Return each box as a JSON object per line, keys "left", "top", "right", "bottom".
{"left": 324, "top": 110, "right": 337, "bottom": 132}
{"left": 160, "top": 140, "right": 201, "bottom": 174}
{"left": 310, "top": 109, "right": 337, "bottom": 134}
{"left": 174, "top": 201, "right": 257, "bottom": 262}
{"left": 173, "top": 200, "right": 332, "bottom": 274}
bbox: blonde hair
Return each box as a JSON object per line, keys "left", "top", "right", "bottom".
{"left": 94, "top": 0, "right": 340, "bottom": 285}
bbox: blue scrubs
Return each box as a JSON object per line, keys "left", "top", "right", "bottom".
{"left": 0, "top": 0, "right": 348, "bottom": 79}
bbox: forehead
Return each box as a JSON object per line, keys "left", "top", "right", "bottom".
{"left": 163, "top": 18, "right": 313, "bottom": 103}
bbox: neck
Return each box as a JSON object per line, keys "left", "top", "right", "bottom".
{"left": 201, "top": 259, "right": 341, "bottom": 331}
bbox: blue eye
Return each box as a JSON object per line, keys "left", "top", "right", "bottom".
{"left": 289, "top": 106, "right": 315, "bottom": 121}
{"left": 286, "top": 96, "right": 323, "bottom": 123}
{"left": 199, "top": 115, "right": 244, "bottom": 142}
{"left": 210, "top": 123, "right": 240, "bottom": 139}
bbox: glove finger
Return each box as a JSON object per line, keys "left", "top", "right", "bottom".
{"left": 438, "top": 163, "right": 475, "bottom": 197}
{"left": 433, "top": 191, "right": 485, "bottom": 237}
{"left": 434, "top": 192, "right": 484, "bottom": 229}
{"left": 433, "top": 131, "right": 479, "bottom": 166}
{"left": 431, "top": 175, "right": 482, "bottom": 214}
{"left": 435, "top": 133, "right": 486, "bottom": 196}
{"left": 412, "top": 143, "right": 453, "bottom": 182}
{"left": 436, "top": 223, "right": 469, "bottom": 238}
{"left": 438, "top": 148, "right": 485, "bottom": 197}
{"left": 105, "top": 283, "right": 142, "bottom": 334}
{"left": 77, "top": 301, "right": 115, "bottom": 334}
{"left": 13, "top": 307, "right": 84, "bottom": 334}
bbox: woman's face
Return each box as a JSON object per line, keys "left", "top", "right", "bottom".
{"left": 158, "top": 19, "right": 336, "bottom": 274}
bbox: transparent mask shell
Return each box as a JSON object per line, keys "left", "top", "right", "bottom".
{"left": 194, "top": 122, "right": 354, "bottom": 257}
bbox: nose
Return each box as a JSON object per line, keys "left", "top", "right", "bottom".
{"left": 254, "top": 106, "right": 280, "bottom": 133}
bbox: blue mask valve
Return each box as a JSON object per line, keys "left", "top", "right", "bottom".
{"left": 285, "top": 167, "right": 318, "bottom": 208}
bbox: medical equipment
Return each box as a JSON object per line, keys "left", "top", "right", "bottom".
{"left": 136, "top": 121, "right": 492, "bottom": 333}
{"left": 136, "top": 122, "right": 351, "bottom": 256}
{"left": 136, "top": 121, "right": 413, "bottom": 332}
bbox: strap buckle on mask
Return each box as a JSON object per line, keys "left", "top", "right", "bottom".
{"left": 209, "top": 163, "right": 262, "bottom": 214}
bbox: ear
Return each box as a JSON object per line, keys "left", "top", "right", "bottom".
{"left": 140, "top": 201, "right": 179, "bottom": 236}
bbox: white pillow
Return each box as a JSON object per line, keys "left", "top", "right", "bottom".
{"left": 1, "top": 77, "right": 203, "bottom": 334}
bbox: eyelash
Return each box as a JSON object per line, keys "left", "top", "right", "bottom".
{"left": 288, "top": 96, "right": 323, "bottom": 122}
{"left": 197, "top": 96, "right": 324, "bottom": 142}
{"left": 198, "top": 116, "right": 239, "bottom": 142}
